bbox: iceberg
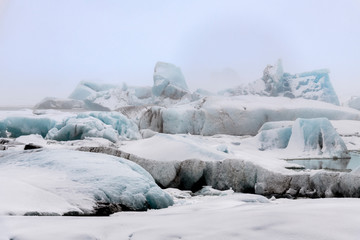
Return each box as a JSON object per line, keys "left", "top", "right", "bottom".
{"left": 287, "top": 118, "right": 349, "bottom": 158}
{"left": 256, "top": 118, "right": 349, "bottom": 158}
{"left": 257, "top": 127, "right": 292, "bottom": 150}
{"left": 0, "top": 116, "right": 57, "bottom": 138}
{"left": 345, "top": 96, "right": 360, "bottom": 111}
{"left": 220, "top": 60, "right": 340, "bottom": 105}
{"left": 34, "top": 97, "right": 85, "bottom": 110}
{"left": 139, "top": 95, "right": 360, "bottom": 136}
{"left": 46, "top": 112, "right": 141, "bottom": 142}
{"left": 0, "top": 110, "right": 140, "bottom": 142}
{"left": 69, "top": 81, "right": 119, "bottom": 101}
{"left": 152, "top": 62, "right": 190, "bottom": 99}
{"left": 0, "top": 149, "right": 173, "bottom": 215}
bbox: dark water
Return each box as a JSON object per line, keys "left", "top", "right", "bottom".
{"left": 286, "top": 152, "right": 360, "bottom": 172}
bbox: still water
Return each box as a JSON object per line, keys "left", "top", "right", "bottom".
{"left": 286, "top": 152, "right": 360, "bottom": 172}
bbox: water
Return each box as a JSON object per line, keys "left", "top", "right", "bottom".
{"left": 286, "top": 152, "right": 360, "bottom": 172}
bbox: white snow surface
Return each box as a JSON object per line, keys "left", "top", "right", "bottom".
{"left": 1, "top": 192, "right": 360, "bottom": 240}
{"left": 0, "top": 149, "right": 173, "bottom": 215}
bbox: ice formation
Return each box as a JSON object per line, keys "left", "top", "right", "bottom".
{"left": 46, "top": 112, "right": 141, "bottom": 142}
{"left": 220, "top": 60, "right": 340, "bottom": 105}
{"left": 139, "top": 96, "right": 360, "bottom": 136}
{"left": 81, "top": 146, "right": 360, "bottom": 198}
{"left": 0, "top": 111, "right": 140, "bottom": 142}
{"left": 0, "top": 149, "right": 173, "bottom": 215}
{"left": 0, "top": 116, "right": 57, "bottom": 138}
{"left": 69, "top": 81, "right": 119, "bottom": 100}
{"left": 345, "top": 96, "right": 360, "bottom": 111}
{"left": 287, "top": 118, "right": 349, "bottom": 158}
{"left": 34, "top": 97, "right": 85, "bottom": 110}
{"left": 257, "top": 127, "right": 292, "bottom": 150}
{"left": 256, "top": 118, "right": 349, "bottom": 158}
{"left": 152, "top": 62, "right": 190, "bottom": 99}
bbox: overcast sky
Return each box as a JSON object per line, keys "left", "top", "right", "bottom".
{"left": 0, "top": 0, "right": 359, "bottom": 106}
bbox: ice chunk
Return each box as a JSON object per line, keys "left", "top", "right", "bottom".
{"left": 46, "top": 117, "right": 120, "bottom": 142}
{"left": 69, "top": 81, "right": 118, "bottom": 100}
{"left": 140, "top": 95, "right": 360, "bottom": 136}
{"left": 287, "top": 118, "right": 349, "bottom": 158}
{"left": 152, "top": 62, "right": 190, "bottom": 99}
{"left": 46, "top": 112, "right": 140, "bottom": 142}
{"left": 257, "top": 127, "right": 292, "bottom": 150}
{"left": 345, "top": 96, "right": 360, "bottom": 111}
{"left": 34, "top": 97, "right": 85, "bottom": 110}
{"left": 0, "top": 116, "right": 57, "bottom": 138}
{"left": 0, "top": 149, "right": 173, "bottom": 215}
{"left": 219, "top": 60, "right": 340, "bottom": 105}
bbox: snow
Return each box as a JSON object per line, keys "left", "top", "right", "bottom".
{"left": 1, "top": 193, "right": 360, "bottom": 240}
{"left": 0, "top": 149, "right": 173, "bottom": 215}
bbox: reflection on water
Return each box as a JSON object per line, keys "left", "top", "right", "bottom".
{"left": 287, "top": 152, "right": 360, "bottom": 172}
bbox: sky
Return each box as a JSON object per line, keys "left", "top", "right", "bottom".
{"left": 0, "top": 0, "right": 359, "bottom": 106}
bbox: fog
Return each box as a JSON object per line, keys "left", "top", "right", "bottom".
{"left": 0, "top": 0, "right": 359, "bottom": 106}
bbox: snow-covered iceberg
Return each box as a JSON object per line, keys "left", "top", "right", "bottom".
{"left": 344, "top": 96, "right": 360, "bottom": 111}
{"left": 139, "top": 96, "right": 360, "bottom": 136}
{"left": 152, "top": 62, "right": 190, "bottom": 99}
{"left": 220, "top": 60, "right": 340, "bottom": 105}
{"left": 34, "top": 97, "right": 85, "bottom": 110}
{"left": 287, "top": 118, "right": 349, "bottom": 158}
{"left": 256, "top": 118, "right": 349, "bottom": 159}
{"left": 69, "top": 81, "right": 119, "bottom": 101}
{"left": 46, "top": 112, "right": 141, "bottom": 142}
{"left": 0, "top": 149, "right": 173, "bottom": 215}
{"left": 0, "top": 110, "right": 140, "bottom": 142}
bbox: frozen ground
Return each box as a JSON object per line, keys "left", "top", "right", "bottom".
{"left": 1, "top": 191, "right": 360, "bottom": 240}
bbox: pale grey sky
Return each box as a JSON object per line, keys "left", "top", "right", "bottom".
{"left": 0, "top": 0, "right": 359, "bottom": 106}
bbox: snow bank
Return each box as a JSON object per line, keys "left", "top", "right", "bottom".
{"left": 3, "top": 196, "right": 360, "bottom": 240}
{"left": 0, "top": 149, "right": 173, "bottom": 215}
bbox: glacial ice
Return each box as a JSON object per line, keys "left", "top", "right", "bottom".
{"left": 69, "top": 81, "right": 119, "bottom": 100}
{"left": 80, "top": 146, "right": 360, "bottom": 198}
{"left": 345, "top": 96, "right": 360, "bottom": 111}
{"left": 139, "top": 96, "right": 360, "bottom": 136}
{"left": 152, "top": 62, "right": 190, "bottom": 99}
{"left": 257, "top": 127, "right": 292, "bottom": 150}
{"left": 46, "top": 112, "right": 141, "bottom": 142}
{"left": 0, "top": 149, "right": 173, "bottom": 215}
{"left": 219, "top": 60, "right": 340, "bottom": 105}
{"left": 34, "top": 97, "right": 85, "bottom": 110}
{"left": 0, "top": 111, "right": 140, "bottom": 142}
{"left": 287, "top": 118, "right": 349, "bottom": 158}
{"left": 0, "top": 116, "right": 57, "bottom": 138}
{"left": 256, "top": 118, "right": 349, "bottom": 158}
